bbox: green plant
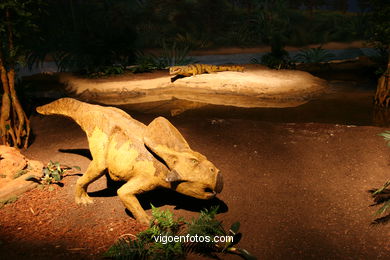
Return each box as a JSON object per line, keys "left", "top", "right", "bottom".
{"left": 104, "top": 206, "right": 256, "bottom": 260}
{"left": 155, "top": 41, "right": 195, "bottom": 68}
{"left": 369, "top": 48, "right": 389, "bottom": 76}
{"left": 294, "top": 47, "right": 335, "bottom": 64}
{"left": 29, "top": 1, "right": 139, "bottom": 75}
{"left": 128, "top": 51, "right": 165, "bottom": 73}
{"left": 26, "top": 161, "right": 80, "bottom": 185}
{"left": 88, "top": 65, "right": 125, "bottom": 78}
{"left": 378, "top": 131, "right": 390, "bottom": 146}
{"left": 174, "top": 32, "right": 211, "bottom": 50}
{"left": 365, "top": 0, "right": 390, "bottom": 53}
{"left": 252, "top": 48, "right": 295, "bottom": 70}
{"left": 370, "top": 131, "right": 390, "bottom": 224}
{"left": 366, "top": 0, "right": 390, "bottom": 107}
{"left": 130, "top": 42, "right": 195, "bottom": 73}
{"left": 0, "top": 0, "right": 42, "bottom": 148}
{"left": 369, "top": 180, "right": 390, "bottom": 224}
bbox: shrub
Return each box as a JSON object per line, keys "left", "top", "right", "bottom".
{"left": 369, "top": 180, "right": 390, "bottom": 224}
{"left": 252, "top": 48, "right": 295, "bottom": 70}
{"left": 294, "top": 47, "right": 335, "bottom": 64}
{"left": 129, "top": 42, "right": 195, "bottom": 73}
{"left": 26, "top": 161, "right": 80, "bottom": 185}
{"left": 29, "top": 1, "right": 139, "bottom": 74}
{"left": 104, "top": 206, "right": 256, "bottom": 260}
{"left": 370, "top": 131, "right": 390, "bottom": 224}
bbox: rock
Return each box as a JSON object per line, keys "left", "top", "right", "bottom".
{"left": 0, "top": 145, "right": 43, "bottom": 201}
{"left": 0, "top": 146, "right": 27, "bottom": 180}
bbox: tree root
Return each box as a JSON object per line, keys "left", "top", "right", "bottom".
{"left": 0, "top": 7, "right": 30, "bottom": 148}
{"left": 374, "top": 53, "right": 390, "bottom": 107}
{"left": 0, "top": 70, "right": 30, "bottom": 148}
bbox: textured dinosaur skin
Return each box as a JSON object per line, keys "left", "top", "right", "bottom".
{"left": 36, "top": 98, "right": 223, "bottom": 225}
{"left": 169, "top": 64, "right": 244, "bottom": 77}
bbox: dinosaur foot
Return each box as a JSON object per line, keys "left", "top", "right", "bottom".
{"left": 75, "top": 193, "right": 94, "bottom": 205}
{"left": 137, "top": 215, "right": 151, "bottom": 226}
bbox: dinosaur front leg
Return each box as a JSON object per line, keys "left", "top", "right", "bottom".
{"left": 117, "top": 177, "right": 158, "bottom": 225}
{"left": 75, "top": 160, "right": 106, "bottom": 205}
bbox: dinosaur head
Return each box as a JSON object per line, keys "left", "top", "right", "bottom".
{"left": 169, "top": 66, "right": 185, "bottom": 75}
{"left": 36, "top": 98, "right": 82, "bottom": 116}
{"left": 143, "top": 117, "right": 223, "bottom": 199}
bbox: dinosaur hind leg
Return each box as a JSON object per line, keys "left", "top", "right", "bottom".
{"left": 75, "top": 160, "right": 106, "bottom": 205}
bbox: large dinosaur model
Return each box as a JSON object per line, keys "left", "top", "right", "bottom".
{"left": 169, "top": 64, "right": 244, "bottom": 77}
{"left": 36, "top": 98, "right": 223, "bottom": 225}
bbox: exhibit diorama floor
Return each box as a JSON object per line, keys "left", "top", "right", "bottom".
{"left": 1, "top": 66, "right": 390, "bottom": 259}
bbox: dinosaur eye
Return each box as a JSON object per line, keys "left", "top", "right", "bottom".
{"left": 190, "top": 158, "right": 199, "bottom": 165}
{"left": 210, "top": 168, "right": 215, "bottom": 172}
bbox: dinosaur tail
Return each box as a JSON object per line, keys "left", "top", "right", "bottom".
{"left": 217, "top": 65, "right": 244, "bottom": 72}
{"left": 36, "top": 98, "right": 84, "bottom": 120}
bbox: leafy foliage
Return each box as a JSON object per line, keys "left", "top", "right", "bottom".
{"left": 28, "top": 0, "right": 138, "bottom": 74}
{"left": 370, "top": 132, "right": 390, "bottom": 224}
{"left": 378, "top": 131, "right": 390, "bottom": 146}
{"left": 0, "top": 0, "right": 42, "bottom": 148}
{"left": 25, "top": 161, "right": 80, "bottom": 185}
{"left": 0, "top": 0, "right": 43, "bottom": 70}
{"left": 252, "top": 48, "right": 295, "bottom": 70}
{"left": 24, "top": 1, "right": 373, "bottom": 76}
{"left": 88, "top": 65, "right": 125, "bottom": 78}
{"left": 129, "top": 42, "right": 194, "bottom": 73}
{"left": 365, "top": 0, "right": 390, "bottom": 76}
{"left": 369, "top": 48, "right": 389, "bottom": 76}
{"left": 105, "top": 206, "right": 186, "bottom": 260}
{"left": 294, "top": 47, "right": 335, "bottom": 64}
{"left": 187, "top": 207, "right": 225, "bottom": 238}
{"left": 129, "top": 0, "right": 367, "bottom": 50}
{"left": 250, "top": 0, "right": 292, "bottom": 49}
{"left": 105, "top": 206, "right": 256, "bottom": 260}
{"left": 369, "top": 180, "right": 390, "bottom": 224}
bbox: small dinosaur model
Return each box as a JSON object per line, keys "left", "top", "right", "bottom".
{"left": 169, "top": 64, "right": 244, "bottom": 77}
{"left": 36, "top": 98, "right": 223, "bottom": 225}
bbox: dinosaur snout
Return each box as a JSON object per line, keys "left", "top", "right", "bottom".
{"left": 215, "top": 172, "right": 223, "bottom": 194}
{"left": 36, "top": 105, "right": 46, "bottom": 115}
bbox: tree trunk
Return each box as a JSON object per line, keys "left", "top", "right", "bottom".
{"left": 0, "top": 8, "right": 30, "bottom": 148}
{"left": 374, "top": 52, "right": 390, "bottom": 107}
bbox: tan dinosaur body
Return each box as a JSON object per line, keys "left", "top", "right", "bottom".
{"left": 169, "top": 64, "right": 244, "bottom": 77}
{"left": 36, "top": 98, "right": 223, "bottom": 225}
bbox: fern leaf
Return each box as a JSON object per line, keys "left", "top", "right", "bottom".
{"left": 182, "top": 241, "right": 216, "bottom": 258}
{"left": 371, "top": 214, "right": 390, "bottom": 225}
{"left": 372, "top": 181, "right": 390, "bottom": 195}
{"left": 104, "top": 236, "right": 148, "bottom": 260}
{"left": 375, "top": 200, "right": 390, "bottom": 216}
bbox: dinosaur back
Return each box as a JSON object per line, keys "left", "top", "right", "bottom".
{"left": 36, "top": 98, "right": 146, "bottom": 138}
{"left": 169, "top": 64, "right": 244, "bottom": 76}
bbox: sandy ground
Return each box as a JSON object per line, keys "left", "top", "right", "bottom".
{"left": 60, "top": 64, "right": 327, "bottom": 110}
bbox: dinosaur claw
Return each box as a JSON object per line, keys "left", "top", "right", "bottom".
{"left": 75, "top": 194, "right": 94, "bottom": 205}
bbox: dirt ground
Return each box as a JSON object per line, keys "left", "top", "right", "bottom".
{"left": 1, "top": 111, "right": 389, "bottom": 259}
{"left": 1, "top": 60, "right": 390, "bottom": 259}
